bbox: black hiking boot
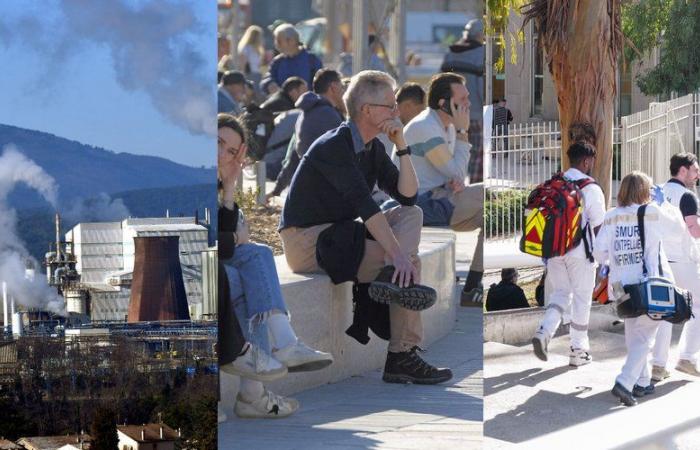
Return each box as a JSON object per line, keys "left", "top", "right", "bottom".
{"left": 382, "top": 346, "right": 453, "bottom": 385}
{"left": 368, "top": 266, "right": 437, "bottom": 311}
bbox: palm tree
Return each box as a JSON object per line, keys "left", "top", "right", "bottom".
{"left": 517, "top": 0, "right": 623, "bottom": 201}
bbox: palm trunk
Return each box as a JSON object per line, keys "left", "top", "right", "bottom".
{"left": 524, "top": 0, "right": 621, "bottom": 204}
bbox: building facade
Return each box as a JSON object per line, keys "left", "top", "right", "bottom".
{"left": 487, "top": 10, "right": 660, "bottom": 125}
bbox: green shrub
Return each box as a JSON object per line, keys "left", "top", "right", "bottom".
{"left": 484, "top": 188, "right": 529, "bottom": 238}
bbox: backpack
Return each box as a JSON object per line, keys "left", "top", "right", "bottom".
{"left": 239, "top": 103, "right": 275, "bottom": 161}
{"left": 520, "top": 173, "right": 596, "bottom": 261}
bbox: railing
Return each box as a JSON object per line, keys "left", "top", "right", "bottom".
{"left": 620, "top": 93, "right": 697, "bottom": 184}
{"left": 483, "top": 93, "right": 700, "bottom": 242}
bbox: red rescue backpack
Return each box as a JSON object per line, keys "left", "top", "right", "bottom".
{"left": 520, "top": 173, "right": 596, "bottom": 261}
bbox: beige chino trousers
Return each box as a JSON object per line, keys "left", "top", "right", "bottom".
{"left": 280, "top": 205, "right": 424, "bottom": 353}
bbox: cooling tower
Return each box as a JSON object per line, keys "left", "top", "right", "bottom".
{"left": 127, "top": 236, "right": 190, "bottom": 322}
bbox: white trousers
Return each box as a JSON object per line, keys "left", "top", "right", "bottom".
{"left": 651, "top": 261, "right": 700, "bottom": 367}
{"left": 539, "top": 253, "right": 596, "bottom": 350}
{"left": 617, "top": 315, "right": 660, "bottom": 391}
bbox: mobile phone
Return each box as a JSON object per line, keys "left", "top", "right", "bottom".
{"left": 440, "top": 94, "right": 453, "bottom": 116}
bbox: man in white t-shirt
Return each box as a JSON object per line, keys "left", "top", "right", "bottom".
{"left": 389, "top": 72, "right": 484, "bottom": 305}
{"left": 532, "top": 142, "right": 606, "bottom": 366}
{"left": 651, "top": 152, "right": 700, "bottom": 380}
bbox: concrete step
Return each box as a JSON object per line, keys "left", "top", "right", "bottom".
{"left": 220, "top": 230, "right": 458, "bottom": 418}
{"left": 485, "top": 327, "right": 700, "bottom": 449}
{"left": 219, "top": 305, "right": 483, "bottom": 450}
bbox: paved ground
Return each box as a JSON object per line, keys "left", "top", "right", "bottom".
{"left": 219, "top": 299, "right": 483, "bottom": 450}
{"left": 485, "top": 325, "right": 700, "bottom": 449}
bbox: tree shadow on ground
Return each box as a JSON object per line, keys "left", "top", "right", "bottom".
{"left": 486, "top": 365, "right": 575, "bottom": 395}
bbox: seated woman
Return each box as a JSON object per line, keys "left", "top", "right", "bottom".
{"left": 218, "top": 113, "right": 333, "bottom": 419}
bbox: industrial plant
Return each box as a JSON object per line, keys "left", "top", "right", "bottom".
{"left": 2, "top": 211, "right": 217, "bottom": 335}
{"left": 0, "top": 210, "right": 219, "bottom": 391}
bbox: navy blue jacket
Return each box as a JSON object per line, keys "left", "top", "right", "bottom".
{"left": 280, "top": 122, "right": 417, "bottom": 230}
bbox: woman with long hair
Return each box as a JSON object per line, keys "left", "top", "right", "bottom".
{"left": 218, "top": 113, "right": 333, "bottom": 419}
{"left": 237, "top": 25, "right": 265, "bottom": 86}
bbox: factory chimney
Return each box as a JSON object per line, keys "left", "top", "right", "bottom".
{"left": 127, "top": 236, "right": 190, "bottom": 322}
{"left": 55, "top": 213, "right": 61, "bottom": 261}
{"left": 2, "top": 282, "right": 7, "bottom": 332}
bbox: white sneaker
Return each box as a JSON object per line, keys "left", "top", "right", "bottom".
{"left": 234, "top": 389, "right": 299, "bottom": 419}
{"left": 273, "top": 340, "right": 334, "bottom": 372}
{"left": 676, "top": 359, "right": 700, "bottom": 377}
{"left": 220, "top": 344, "right": 287, "bottom": 382}
{"left": 652, "top": 365, "right": 671, "bottom": 382}
{"left": 532, "top": 328, "right": 549, "bottom": 361}
{"left": 569, "top": 347, "right": 593, "bottom": 367}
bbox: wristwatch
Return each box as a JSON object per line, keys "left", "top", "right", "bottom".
{"left": 456, "top": 128, "right": 468, "bottom": 136}
{"left": 396, "top": 147, "right": 411, "bottom": 157}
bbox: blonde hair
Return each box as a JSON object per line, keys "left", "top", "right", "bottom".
{"left": 617, "top": 171, "right": 652, "bottom": 207}
{"left": 238, "top": 25, "right": 264, "bottom": 56}
{"left": 343, "top": 70, "right": 397, "bottom": 119}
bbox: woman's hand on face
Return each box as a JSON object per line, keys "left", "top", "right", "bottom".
{"left": 218, "top": 142, "right": 248, "bottom": 188}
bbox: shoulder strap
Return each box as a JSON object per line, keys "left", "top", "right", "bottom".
{"left": 637, "top": 204, "right": 648, "bottom": 276}
{"left": 637, "top": 204, "right": 662, "bottom": 277}
{"left": 576, "top": 178, "right": 598, "bottom": 189}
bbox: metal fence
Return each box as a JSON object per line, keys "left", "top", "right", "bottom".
{"left": 620, "top": 93, "right": 698, "bottom": 184}
{"left": 485, "top": 92, "right": 700, "bottom": 242}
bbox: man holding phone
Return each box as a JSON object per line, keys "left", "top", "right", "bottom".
{"left": 397, "top": 72, "right": 485, "bottom": 306}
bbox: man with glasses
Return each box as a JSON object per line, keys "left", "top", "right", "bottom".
{"left": 396, "top": 72, "right": 484, "bottom": 306}
{"left": 279, "top": 70, "right": 452, "bottom": 385}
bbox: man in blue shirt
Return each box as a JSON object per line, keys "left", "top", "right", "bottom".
{"left": 261, "top": 23, "right": 322, "bottom": 94}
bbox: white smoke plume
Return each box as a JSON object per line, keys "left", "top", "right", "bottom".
{"left": 63, "top": 193, "right": 131, "bottom": 223}
{"left": 0, "top": 147, "right": 66, "bottom": 315}
{"left": 0, "top": 0, "right": 216, "bottom": 136}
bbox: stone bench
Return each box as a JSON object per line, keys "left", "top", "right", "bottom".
{"left": 484, "top": 302, "right": 619, "bottom": 346}
{"left": 220, "top": 228, "right": 458, "bottom": 417}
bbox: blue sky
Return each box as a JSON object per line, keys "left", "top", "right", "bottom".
{"left": 0, "top": 0, "right": 216, "bottom": 168}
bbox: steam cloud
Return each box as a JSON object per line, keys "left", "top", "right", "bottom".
{"left": 64, "top": 193, "right": 131, "bottom": 223}
{"left": 0, "top": 0, "right": 215, "bottom": 136}
{"left": 0, "top": 147, "right": 65, "bottom": 315}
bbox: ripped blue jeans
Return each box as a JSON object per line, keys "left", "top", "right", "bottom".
{"left": 223, "top": 243, "right": 289, "bottom": 354}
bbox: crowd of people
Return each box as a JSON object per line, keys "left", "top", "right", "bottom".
{"left": 217, "top": 19, "right": 484, "bottom": 419}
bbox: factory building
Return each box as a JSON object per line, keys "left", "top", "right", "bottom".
{"left": 67, "top": 217, "right": 210, "bottom": 322}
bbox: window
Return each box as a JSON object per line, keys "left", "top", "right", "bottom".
{"left": 532, "top": 26, "right": 543, "bottom": 117}
{"left": 619, "top": 57, "right": 632, "bottom": 117}
{"left": 491, "top": 34, "right": 505, "bottom": 102}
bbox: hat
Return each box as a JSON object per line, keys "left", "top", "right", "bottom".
{"left": 222, "top": 70, "right": 246, "bottom": 86}
{"left": 449, "top": 18, "right": 484, "bottom": 53}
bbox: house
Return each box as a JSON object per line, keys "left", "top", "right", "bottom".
{"left": 15, "top": 434, "right": 91, "bottom": 450}
{"left": 0, "top": 439, "right": 22, "bottom": 450}
{"left": 116, "top": 424, "right": 179, "bottom": 450}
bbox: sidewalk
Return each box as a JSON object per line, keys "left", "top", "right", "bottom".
{"left": 485, "top": 325, "right": 700, "bottom": 449}
{"left": 219, "top": 297, "right": 483, "bottom": 450}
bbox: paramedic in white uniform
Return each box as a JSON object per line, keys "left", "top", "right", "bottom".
{"left": 532, "top": 142, "right": 606, "bottom": 366}
{"left": 651, "top": 152, "right": 700, "bottom": 381}
{"left": 594, "top": 171, "right": 673, "bottom": 406}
